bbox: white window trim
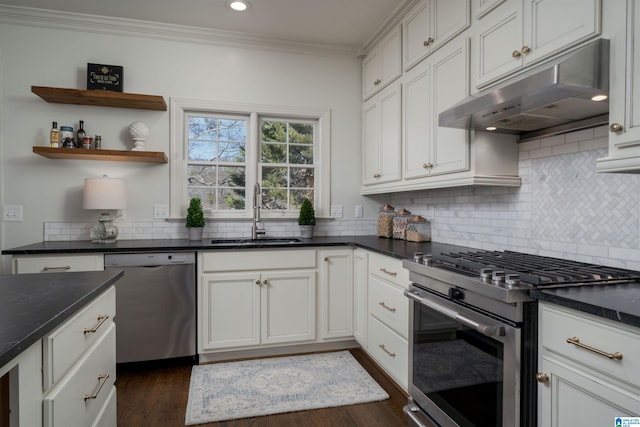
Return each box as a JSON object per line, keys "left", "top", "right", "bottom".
{"left": 170, "top": 97, "right": 331, "bottom": 219}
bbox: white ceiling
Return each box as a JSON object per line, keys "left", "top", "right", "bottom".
{"left": 0, "top": 0, "right": 409, "bottom": 50}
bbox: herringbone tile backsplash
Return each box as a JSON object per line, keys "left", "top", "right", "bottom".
{"left": 391, "top": 127, "right": 640, "bottom": 270}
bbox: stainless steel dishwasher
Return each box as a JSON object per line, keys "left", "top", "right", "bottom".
{"left": 105, "top": 252, "right": 196, "bottom": 364}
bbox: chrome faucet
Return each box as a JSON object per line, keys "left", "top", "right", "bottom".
{"left": 252, "top": 183, "right": 266, "bottom": 239}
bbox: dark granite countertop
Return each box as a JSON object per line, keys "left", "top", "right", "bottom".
{"left": 1, "top": 235, "right": 434, "bottom": 261}
{"left": 531, "top": 283, "right": 640, "bottom": 329}
{"left": 0, "top": 270, "right": 124, "bottom": 368}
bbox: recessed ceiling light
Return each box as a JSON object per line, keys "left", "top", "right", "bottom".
{"left": 227, "top": 0, "right": 250, "bottom": 11}
{"left": 486, "top": 126, "right": 497, "bottom": 131}
{"left": 591, "top": 94, "right": 608, "bottom": 102}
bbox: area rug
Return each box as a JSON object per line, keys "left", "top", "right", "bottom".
{"left": 184, "top": 351, "right": 389, "bottom": 425}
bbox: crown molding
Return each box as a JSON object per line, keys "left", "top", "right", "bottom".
{"left": 359, "top": 0, "right": 417, "bottom": 56}
{"left": 0, "top": 4, "right": 361, "bottom": 58}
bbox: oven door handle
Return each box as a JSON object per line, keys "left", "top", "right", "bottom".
{"left": 404, "top": 289, "right": 505, "bottom": 337}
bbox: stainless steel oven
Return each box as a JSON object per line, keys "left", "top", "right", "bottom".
{"left": 404, "top": 284, "right": 522, "bottom": 427}
{"left": 402, "top": 246, "right": 640, "bottom": 427}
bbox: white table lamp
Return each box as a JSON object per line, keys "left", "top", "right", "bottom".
{"left": 83, "top": 176, "right": 126, "bottom": 243}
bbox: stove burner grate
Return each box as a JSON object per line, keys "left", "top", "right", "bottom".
{"left": 435, "top": 250, "right": 640, "bottom": 286}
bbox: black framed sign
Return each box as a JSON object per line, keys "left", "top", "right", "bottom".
{"left": 87, "top": 63, "right": 124, "bottom": 92}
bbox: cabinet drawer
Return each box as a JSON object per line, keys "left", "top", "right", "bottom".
{"left": 540, "top": 302, "right": 640, "bottom": 388}
{"left": 369, "top": 275, "right": 408, "bottom": 338}
{"left": 91, "top": 385, "right": 117, "bottom": 427}
{"left": 13, "top": 254, "right": 104, "bottom": 274}
{"left": 43, "top": 286, "right": 116, "bottom": 390}
{"left": 368, "top": 252, "right": 409, "bottom": 289}
{"left": 201, "top": 249, "right": 316, "bottom": 272}
{"left": 368, "top": 315, "right": 408, "bottom": 391}
{"left": 43, "top": 323, "right": 116, "bottom": 427}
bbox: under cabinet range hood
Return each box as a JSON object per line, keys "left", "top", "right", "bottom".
{"left": 439, "top": 39, "right": 610, "bottom": 141}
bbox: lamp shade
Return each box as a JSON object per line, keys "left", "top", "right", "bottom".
{"left": 83, "top": 177, "right": 126, "bottom": 210}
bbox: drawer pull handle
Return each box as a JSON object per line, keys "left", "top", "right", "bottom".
{"left": 83, "top": 315, "right": 109, "bottom": 334}
{"left": 378, "top": 301, "right": 396, "bottom": 313}
{"left": 379, "top": 268, "right": 397, "bottom": 277}
{"left": 378, "top": 344, "right": 396, "bottom": 358}
{"left": 42, "top": 265, "right": 71, "bottom": 271}
{"left": 84, "top": 374, "right": 110, "bottom": 401}
{"left": 566, "top": 336, "right": 623, "bottom": 360}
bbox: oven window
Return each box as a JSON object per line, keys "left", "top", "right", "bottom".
{"left": 413, "top": 304, "right": 504, "bottom": 426}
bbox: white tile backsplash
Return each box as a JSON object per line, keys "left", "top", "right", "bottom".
{"left": 44, "top": 126, "right": 640, "bottom": 270}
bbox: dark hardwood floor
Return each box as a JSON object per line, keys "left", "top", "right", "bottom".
{"left": 116, "top": 348, "right": 408, "bottom": 427}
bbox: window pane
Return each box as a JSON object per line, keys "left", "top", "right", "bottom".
{"left": 188, "top": 165, "right": 216, "bottom": 186}
{"left": 289, "top": 144, "right": 313, "bottom": 164}
{"left": 291, "top": 190, "right": 314, "bottom": 208}
{"left": 218, "top": 119, "right": 246, "bottom": 142}
{"left": 219, "top": 166, "right": 245, "bottom": 188}
{"left": 262, "top": 189, "right": 288, "bottom": 210}
{"left": 219, "top": 142, "right": 245, "bottom": 162}
{"left": 261, "top": 121, "right": 287, "bottom": 142}
{"left": 289, "top": 123, "right": 313, "bottom": 144}
{"left": 188, "top": 140, "right": 217, "bottom": 161}
{"left": 262, "top": 166, "right": 288, "bottom": 187}
{"left": 290, "top": 167, "right": 314, "bottom": 188}
{"left": 261, "top": 143, "right": 286, "bottom": 163}
{"left": 188, "top": 117, "right": 218, "bottom": 139}
{"left": 220, "top": 188, "right": 245, "bottom": 210}
{"left": 188, "top": 188, "right": 216, "bottom": 211}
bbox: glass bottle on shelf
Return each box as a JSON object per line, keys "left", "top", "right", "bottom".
{"left": 50, "top": 121, "right": 60, "bottom": 148}
{"left": 76, "top": 120, "right": 86, "bottom": 148}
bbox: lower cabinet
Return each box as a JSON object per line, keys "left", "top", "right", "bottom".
{"left": 537, "top": 301, "right": 640, "bottom": 425}
{"left": 198, "top": 250, "right": 317, "bottom": 353}
{"left": 353, "top": 248, "right": 369, "bottom": 347}
{"left": 11, "top": 254, "right": 104, "bottom": 274}
{"left": 42, "top": 285, "right": 116, "bottom": 427}
{"left": 319, "top": 249, "right": 354, "bottom": 340}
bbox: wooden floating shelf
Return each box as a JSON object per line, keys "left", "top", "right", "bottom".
{"left": 33, "top": 146, "right": 168, "bottom": 164}
{"left": 31, "top": 86, "right": 167, "bottom": 111}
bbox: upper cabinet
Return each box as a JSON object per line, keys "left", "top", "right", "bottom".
{"left": 596, "top": 0, "right": 640, "bottom": 173}
{"left": 472, "top": 0, "right": 602, "bottom": 89}
{"left": 362, "top": 25, "right": 402, "bottom": 101}
{"left": 402, "top": 0, "right": 470, "bottom": 71}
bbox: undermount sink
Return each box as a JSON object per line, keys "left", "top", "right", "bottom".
{"left": 209, "top": 238, "right": 302, "bottom": 246}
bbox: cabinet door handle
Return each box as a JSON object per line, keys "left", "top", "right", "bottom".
{"left": 262, "top": 279, "right": 268, "bottom": 285}
{"left": 378, "top": 301, "right": 396, "bottom": 312}
{"left": 255, "top": 279, "right": 262, "bottom": 285}
{"left": 512, "top": 50, "right": 522, "bottom": 59}
{"left": 83, "top": 314, "right": 109, "bottom": 334}
{"left": 566, "top": 336, "right": 623, "bottom": 360}
{"left": 378, "top": 344, "right": 396, "bottom": 358}
{"left": 423, "top": 37, "right": 434, "bottom": 47}
{"left": 610, "top": 123, "right": 623, "bottom": 133}
{"left": 42, "top": 265, "right": 71, "bottom": 271}
{"left": 536, "top": 372, "right": 549, "bottom": 383}
{"left": 379, "top": 267, "right": 397, "bottom": 277}
{"left": 521, "top": 45, "right": 531, "bottom": 54}
{"left": 84, "top": 374, "right": 110, "bottom": 401}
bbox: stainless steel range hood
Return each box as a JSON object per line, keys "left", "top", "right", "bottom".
{"left": 439, "top": 39, "right": 609, "bottom": 141}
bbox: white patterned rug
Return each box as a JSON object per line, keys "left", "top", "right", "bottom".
{"left": 184, "top": 351, "right": 389, "bottom": 425}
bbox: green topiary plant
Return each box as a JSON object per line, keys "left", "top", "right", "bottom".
{"left": 186, "top": 198, "right": 205, "bottom": 228}
{"left": 298, "top": 198, "right": 316, "bottom": 226}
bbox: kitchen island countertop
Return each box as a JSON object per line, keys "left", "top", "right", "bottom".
{"left": 0, "top": 270, "right": 123, "bottom": 368}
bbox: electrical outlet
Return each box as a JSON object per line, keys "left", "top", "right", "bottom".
{"left": 330, "top": 205, "right": 343, "bottom": 218}
{"left": 355, "top": 205, "right": 363, "bottom": 218}
{"left": 2, "top": 205, "right": 23, "bottom": 222}
{"left": 154, "top": 204, "right": 170, "bottom": 219}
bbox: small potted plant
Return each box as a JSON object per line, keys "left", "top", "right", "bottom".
{"left": 298, "top": 198, "right": 316, "bottom": 239}
{"left": 186, "top": 197, "right": 205, "bottom": 240}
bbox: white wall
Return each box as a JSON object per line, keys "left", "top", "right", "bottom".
{"left": 0, "top": 10, "right": 381, "bottom": 259}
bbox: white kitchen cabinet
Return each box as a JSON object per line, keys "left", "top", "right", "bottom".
{"left": 365, "top": 252, "right": 410, "bottom": 391}
{"left": 353, "top": 249, "right": 368, "bottom": 347}
{"left": 362, "top": 25, "right": 402, "bottom": 101}
{"left": 537, "top": 301, "right": 640, "bottom": 426}
{"left": 198, "top": 250, "right": 317, "bottom": 352}
{"left": 12, "top": 254, "right": 104, "bottom": 274}
{"left": 42, "top": 286, "right": 116, "bottom": 427}
{"left": 402, "top": 0, "right": 470, "bottom": 71}
{"left": 362, "top": 82, "right": 402, "bottom": 186}
{"left": 319, "top": 249, "right": 353, "bottom": 340}
{"left": 0, "top": 341, "right": 43, "bottom": 427}
{"left": 473, "top": 0, "right": 601, "bottom": 89}
{"left": 596, "top": 0, "right": 640, "bottom": 173}
{"left": 402, "top": 36, "right": 469, "bottom": 181}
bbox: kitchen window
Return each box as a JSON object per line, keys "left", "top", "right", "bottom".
{"left": 170, "top": 98, "right": 330, "bottom": 219}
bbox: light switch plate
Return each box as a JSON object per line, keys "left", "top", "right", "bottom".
{"left": 2, "top": 205, "right": 23, "bottom": 222}
{"left": 355, "top": 205, "right": 363, "bottom": 218}
{"left": 154, "top": 204, "right": 170, "bottom": 219}
{"left": 330, "top": 205, "right": 343, "bottom": 218}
